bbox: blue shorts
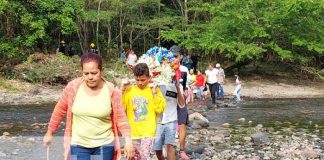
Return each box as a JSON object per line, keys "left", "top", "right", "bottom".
{"left": 153, "top": 121, "right": 177, "bottom": 151}
{"left": 177, "top": 106, "right": 189, "bottom": 125}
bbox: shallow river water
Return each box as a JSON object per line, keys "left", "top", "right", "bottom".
{"left": 0, "top": 98, "right": 323, "bottom": 159}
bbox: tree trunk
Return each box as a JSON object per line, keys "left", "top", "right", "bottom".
{"left": 77, "top": 17, "right": 88, "bottom": 55}
{"left": 119, "top": 4, "right": 124, "bottom": 48}
{"left": 96, "top": 0, "right": 102, "bottom": 55}
{"left": 4, "top": 13, "right": 14, "bottom": 39}
{"left": 107, "top": 24, "right": 111, "bottom": 49}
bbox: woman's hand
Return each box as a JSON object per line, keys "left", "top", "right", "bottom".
{"left": 124, "top": 142, "right": 135, "bottom": 160}
{"left": 43, "top": 130, "right": 54, "bottom": 147}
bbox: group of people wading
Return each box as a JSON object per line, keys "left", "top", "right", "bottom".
{"left": 43, "top": 48, "right": 192, "bottom": 160}
{"left": 44, "top": 45, "right": 242, "bottom": 160}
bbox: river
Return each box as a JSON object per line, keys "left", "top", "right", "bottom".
{"left": 0, "top": 98, "right": 323, "bottom": 159}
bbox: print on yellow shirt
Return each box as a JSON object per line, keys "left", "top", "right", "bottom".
{"left": 132, "top": 97, "right": 149, "bottom": 121}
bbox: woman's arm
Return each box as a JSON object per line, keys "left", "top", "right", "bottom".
{"left": 44, "top": 84, "right": 70, "bottom": 146}
{"left": 112, "top": 88, "right": 134, "bottom": 159}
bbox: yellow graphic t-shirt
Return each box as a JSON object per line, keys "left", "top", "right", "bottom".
{"left": 122, "top": 85, "right": 166, "bottom": 139}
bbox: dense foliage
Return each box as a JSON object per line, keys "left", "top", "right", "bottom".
{"left": 0, "top": 0, "right": 323, "bottom": 80}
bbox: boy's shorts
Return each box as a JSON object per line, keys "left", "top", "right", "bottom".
{"left": 153, "top": 121, "right": 177, "bottom": 150}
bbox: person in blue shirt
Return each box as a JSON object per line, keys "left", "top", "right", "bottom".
{"left": 120, "top": 48, "right": 126, "bottom": 59}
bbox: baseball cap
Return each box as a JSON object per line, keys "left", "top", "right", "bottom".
{"left": 169, "top": 45, "right": 180, "bottom": 56}
{"left": 216, "top": 63, "right": 220, "bottom": 67}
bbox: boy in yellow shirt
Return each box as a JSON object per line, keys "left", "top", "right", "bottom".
{"left": 122, "top": 63, "right": 166, "bottom": 159}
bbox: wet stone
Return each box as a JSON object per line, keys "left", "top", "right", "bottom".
{"left": 0, "top": 151, "right": 6, "bottom": 157}
{"left": 251, "top": 132, "right": 271, "bottom": 146}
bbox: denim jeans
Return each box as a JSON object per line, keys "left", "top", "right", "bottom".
{"left": 195, "top": 86, "right": 204, "bottom": 99}
{"left": 207, "top": 83, "right": 217, "bottom": 104}
{"left": 218, "top": 84, "right": 224, "bottom": 98}
{"left": 234, "top": 85, "right": 241, "bottom": 101}
{"left": 70, "top": 142, "right": 115, "bottom": 160}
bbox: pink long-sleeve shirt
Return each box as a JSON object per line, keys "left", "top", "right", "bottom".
{"left": 48, "top": 77, "right": 131, "bottom": 160}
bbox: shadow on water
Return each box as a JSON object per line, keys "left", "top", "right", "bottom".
{"left": 207, "top": 98, "right": 324, "bottom": 137}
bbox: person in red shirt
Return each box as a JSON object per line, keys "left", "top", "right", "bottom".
{"left": 194, "top": 70, "right": 205, "bottom": 100}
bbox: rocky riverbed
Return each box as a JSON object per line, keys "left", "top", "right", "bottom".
{"left": 185, "top": 124, "right": 323, "bottom": 160}
{"left": 1, "top": 99, "right": 323, "bottom": 160}
{"left": 184, "top": 101, "right": 324, "bottom": 160}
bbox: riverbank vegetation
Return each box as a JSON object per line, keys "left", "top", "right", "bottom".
{"left": 0, "top": 0, "right": 323, "bottom": 82}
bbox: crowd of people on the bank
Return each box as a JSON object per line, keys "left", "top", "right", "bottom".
{"left": 44, "top": 45, "right": 242, "bottom": 160}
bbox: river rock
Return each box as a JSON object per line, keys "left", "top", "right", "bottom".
{"left": 256, "top": 124, "right": 263, "bottom": 130}
{"left": 0, "top": 151, "right": 6, "bottom": 157}
{"left": 191, "top": 120, "right": 209, "bottom": 129}
{"left": 27, "top": 137, "right": 36, "bottom": 142}
{"left": 210, "top": 135, "right": 224, "bottom": 144}
{"left": 238, "top": 118, "right": 246, "bottom": 122}
{"left": 214, "top": 130, "right": 230, "bottom": 137}
{"left": 282, "top": 128, "right": 293, "bottom": 135}
{"left": 220, "top": 150, "right": 231, "bottom": 159}
{"left": 187, "top": 144, "right": 208, "bottom": 154}
{"left": 221, "top": 123, "right": 230, "bottom": 128}
{"left": 3, "top": 132, "right": 10, "bottom": 137}
{"left": 251, "top": 132, "right": 271, "bottom": 146}
{"left": 243, "top": 136, "right": 252, "bottom": 142}
{"left": 0, "top": 123, "right": 14, "bottom": 130}
{"left": 225, "top": 103, "right": 236, "bottom": 107}
{"left": 301, "top": 147, "right": 319, "bottom": 159}
{"left": 237, "top": 155, "right": 245, "bottom": 159}
{"left": 250, "top": 156, "right": 260, "bottom": 160}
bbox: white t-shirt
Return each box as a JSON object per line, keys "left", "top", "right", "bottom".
{"left": 205, "top": 68, "right": 219, "bottom": 84}
{"left": 126, "top": 54, "right": 137, "bottom": 66}
{"left": 158, "top": 83, "right": 184, "bottom": 124}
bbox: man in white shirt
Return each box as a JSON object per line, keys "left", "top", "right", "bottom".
{"left": 153, "top": 82, "right": 185, "bottom": 160}
{"left": 205, "top": 64, "right": 219, "bottom": 104}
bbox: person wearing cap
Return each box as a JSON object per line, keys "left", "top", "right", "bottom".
{"left": 216, "top": 63, "right": 225, "bottom": 99}
{"left": 170, "top": 47, "right": 182, "bottom": 81}
{"left": 56, "top": 40, "right": 66, "bottom": 55}
{"left": 170, "top": 48, "right": 191, "bottom": 159}
{"left": 89, "top": 43, "right": 98, "bottom": 54}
